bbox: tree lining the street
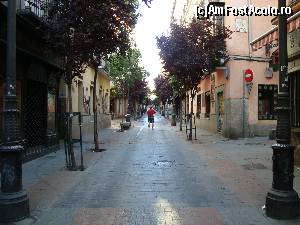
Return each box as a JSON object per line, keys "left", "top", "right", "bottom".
{"left": 154, "top": 74, "right": 173, "bottom": 106}
{"left": 45, "top": 0, "right": 140, "bottom": 167}
{"left": 105, "top": 48, "right": 150, "bottom": 119}
{"left": 157, "top": 18, "right": 232, "bottom": 139}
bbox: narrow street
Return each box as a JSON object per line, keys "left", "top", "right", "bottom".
{"left": 9, "top": 116, "right": 300, "bottom": 225}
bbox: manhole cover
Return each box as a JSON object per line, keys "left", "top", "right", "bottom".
{"left": 153, "top": 160, "right": 175, "bottom": 167}
{"left": 242, "top": 163, "right": 267, "bottom": 170}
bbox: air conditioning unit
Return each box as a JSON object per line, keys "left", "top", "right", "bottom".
{"left": 265, "top": 67, "right": 273, "bottom": 78}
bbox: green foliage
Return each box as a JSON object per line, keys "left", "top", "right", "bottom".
{"left": 106, "top": 48, "right": 150, "bottom": 102}
{"left": 154, "top": 75, "right": 173, "bottom": 105}
{"left": 157, "top": 18, "right": 232, "bottom": 96}
{"left": 45, "top": 0, "right": 140, "bottom": 83}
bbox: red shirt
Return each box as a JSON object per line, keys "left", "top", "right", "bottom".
{"left": 147, "top": 108, "right": 156, "bottom": 117}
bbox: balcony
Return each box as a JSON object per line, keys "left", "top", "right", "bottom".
{"left": 18, "top": 0, "right": 49, "bottom": 21}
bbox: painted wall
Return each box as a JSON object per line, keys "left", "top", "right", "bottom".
{"left": 61, "top": 67, "right": 111, "bottom": 142}
{"left": 173, "top": 0, "right": 280, "bottom": 138}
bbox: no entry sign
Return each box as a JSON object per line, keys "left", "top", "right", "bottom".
{"left": 244, "top": 69, "right": 254, "bottom": 82}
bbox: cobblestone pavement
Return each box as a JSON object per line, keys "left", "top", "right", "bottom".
{"left": 3, "top": 116, "right": 300, "bottom": 225}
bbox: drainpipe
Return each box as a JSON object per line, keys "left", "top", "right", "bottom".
{"left": 247, "top": 0, "right": 252, "bottom": 59}
{"left": 242, "top": 70, "right": 245, "bottom": 138}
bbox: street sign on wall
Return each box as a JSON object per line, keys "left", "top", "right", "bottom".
{"left": 244, "top": 69, "right": 254, "bottom": 82}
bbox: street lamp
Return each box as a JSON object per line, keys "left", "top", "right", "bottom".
{"left": 265, "top": 0, "right": 300, "bottom": 219}
{"left": 0, "top": 0, "right": 30, "bottom": 222}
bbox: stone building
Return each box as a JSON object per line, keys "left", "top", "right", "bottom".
{"left": 172, "top": 0, "right": 280, "bottom": 138}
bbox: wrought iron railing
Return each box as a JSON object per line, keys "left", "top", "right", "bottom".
{"left": 19, "top": 0, "right": 50, "bottom": 20}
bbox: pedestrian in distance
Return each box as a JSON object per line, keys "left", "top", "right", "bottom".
{"left": 147, "top": 106, "right": 156, "bottom": 130}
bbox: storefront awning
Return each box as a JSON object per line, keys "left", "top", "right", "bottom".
{"left": 251, "top": 11, "right": 300, "bottom": 51}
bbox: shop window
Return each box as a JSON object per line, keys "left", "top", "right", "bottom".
{"left": 258, "top": 84, "right": 278, "bottom": 120}
{"left": 205, "top": 91, "right": 211, "bottom": 118}
{"left": 292, "top": 73, "right": 300, "bottom": 127}
{"left": 196, "top": 94, "right": 201, "bottom": 118}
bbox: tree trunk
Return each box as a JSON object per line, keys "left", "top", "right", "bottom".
{"left": 118, "top": 98, "right": 121, "bottom": 118}
{"left": 67, "top": 82, "right": 77, "bottom": 168}
{"left": 184, "top": 94, "right": 186, "bottom": 119}
{"left": 93, "top": 69, "right": 100, "bottom": 151}
{"left": 127, "top": 88, "right": 130, "bottom": 115}
{"left": 180, "top": 95, "right": 183, "bottom": 131}
{"left": 189, "top": 90, "right": 193, "bottom": 140}
{"left": 122, "top": 94, "right": 125, "bottom": 123}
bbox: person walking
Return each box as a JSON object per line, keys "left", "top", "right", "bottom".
{"left": 147, "top": 106, "right": 156, "bottom": 130}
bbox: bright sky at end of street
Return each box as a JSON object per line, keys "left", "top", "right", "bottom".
{"left": 134, "top": 0, "right": 174, "bottom": 92}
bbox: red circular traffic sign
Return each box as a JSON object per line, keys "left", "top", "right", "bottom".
{"left": 244, "top": 69, "right": 254, "bottom": 82}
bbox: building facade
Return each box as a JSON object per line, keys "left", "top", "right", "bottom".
{"left": 172, "top": 0, "right": 280, "bottom": 138}
{"left": 0, "top": 1, "right": 61, "bottom": 162}
{"left": 58, "top": 67, "right": 111, "bottom": 142}
{"left": 250, "top": 0, "right": 300, "bottom": 164}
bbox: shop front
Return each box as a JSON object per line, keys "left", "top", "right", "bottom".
{"left": 251, "top": 10, "right": 300, "bottom": 165}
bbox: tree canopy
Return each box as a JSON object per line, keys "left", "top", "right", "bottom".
{"left": 45, "top": 0, "right": 140, "bottom": 83}
{"left": 157, "top": 18, "right": 232, "bottom": 96}
{"left": 106, "top": 48, "right": 150, "bottom": 104}
{"left": 154, "top": 75, "right": 173, "bottom": 105}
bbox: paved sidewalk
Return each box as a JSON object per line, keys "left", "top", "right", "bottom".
{"left": 1, "top": 115, "right": 300, "bottom": 225}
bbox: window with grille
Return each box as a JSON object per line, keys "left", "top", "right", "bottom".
{"left": 205, "top": 91, "right": 211, "bottom": 118}
{"left": 258, "top": 84, "right": 278, "bottom": 120}
{"left": 196, "top": 94, "right": 201, "bottom": 118}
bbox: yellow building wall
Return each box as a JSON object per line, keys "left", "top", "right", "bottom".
{"left": 61, "top": 66, "right": 111, "bottom": 142}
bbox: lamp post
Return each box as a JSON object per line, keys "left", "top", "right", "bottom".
{"left": 0, "top": 0, "right": 30, "bottom": 222}
{"left": 265, "top": 0, "right": 300, "bottom": 219}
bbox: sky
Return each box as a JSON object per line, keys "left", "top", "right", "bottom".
{"left": 134, "top": 0, "right": 174, "bottom": 91}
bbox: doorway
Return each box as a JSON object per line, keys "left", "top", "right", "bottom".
{"left": 23, "top": 79, "right": 47, "bottom": 147}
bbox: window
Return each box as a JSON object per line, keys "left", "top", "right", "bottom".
{"left": 196, "top": 94, "right": 201, "bottom": 118}
{"left": 205, "top": 91, "right": 211, "bottom": 118}
{"left": 291, "top": 73, "right": 300, "bottom": 127}
{"left": 258, "top": 84, "right": 278, "bottom": 120}
{"left": 213, "top": 15, "right": 224, "bottom": 35}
